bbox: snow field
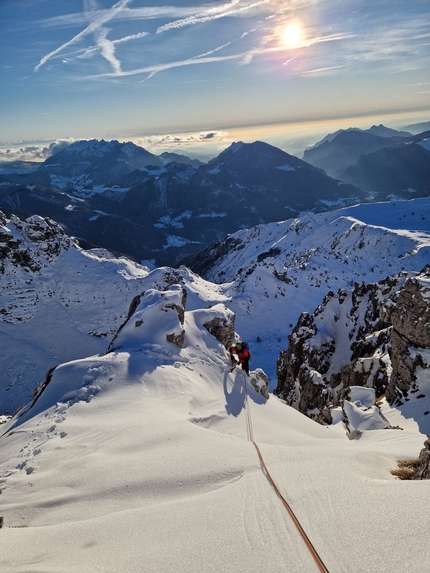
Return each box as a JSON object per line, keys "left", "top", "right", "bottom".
{"left": 1, "top": 282, "right": 429, "bottom": 573}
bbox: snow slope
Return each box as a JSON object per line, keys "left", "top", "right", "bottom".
{"left": 0, "top": 283, "right": 428, "bottom": 573}
{"left": 3, "top": 198, "right": 430, "bottom": 413}
{"left": 0, "top": 214, "right": 150, "bottom": 414}
{"left": 196, "top": 198, "right": 430, "bottom": 384}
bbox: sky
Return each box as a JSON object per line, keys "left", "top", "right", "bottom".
{"left": 1, "top": 0, "right": 430, "bottom": 161}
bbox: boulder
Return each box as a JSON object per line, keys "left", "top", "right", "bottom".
{"left": 249, "top": 369, "right": 270, "bottom": 400}
{"left": 415, "top": 436, "right": 430, "bottom": 479}
{"left": 203, "top": 314, "right": 235, "bottom": 349}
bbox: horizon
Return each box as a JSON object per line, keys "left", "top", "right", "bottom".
{"left": 1, "top": 111, "right": 429, "bottom": 165}
{"left": 1, "top": 1, "right": 430, "bottom": 162}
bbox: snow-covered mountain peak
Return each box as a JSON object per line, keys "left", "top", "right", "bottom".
{"left": 190, "top": 198, "right": 430, "bottom": 381}
{"left": 230, "top": 141, "right": 245, "bottom": 153}
{"left": 110, "top": 284, "right": 188, "bottom": 351}
{"left": 62, "top": 138, "right": 118, "bottom": 158}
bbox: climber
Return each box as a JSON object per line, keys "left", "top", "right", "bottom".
{"left": 229, "top": 341, "right": 251, "bottom": 375}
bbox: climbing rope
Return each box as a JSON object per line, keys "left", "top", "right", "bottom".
{"left": 242, "top": 370, "right": 330, "bottom": 573}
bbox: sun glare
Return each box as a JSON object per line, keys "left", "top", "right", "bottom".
{"left": 283, "top": 24, "right": 301, "bottom": 46}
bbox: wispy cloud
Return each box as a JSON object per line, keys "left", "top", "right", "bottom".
{"left": 37, "top": 6, "right": 204, "bottom": 29}
{"left": 303, "top": 65, "right": 343, "bottom": 75}
{"left": 135, "top": 131, "right": 230, "bottom": 151}
{"left": 34, "top": 0, "right": 274, "bottom": 78}
{"left": 32, "top": 0, "right": 430, "bottom": 85}
{"left": 121, "top": 54, "right": 246, "bottom": 81}
{"left": 156, "top": 0, "right": 269, "bottom": 34}
{"left": 94, "top": 27, "right": 121, "bottom": 73}
{"left": 113, "top": 31, "right": 149, "bottom": 44}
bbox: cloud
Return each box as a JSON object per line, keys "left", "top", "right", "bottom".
{"left": 94, "top": 27, "right": 122, "bottom": 73}
{"left": 92, "top": 53, "right": 245, "bottom": 81}
{"left": 0, "top": 139, "right": 76, "bottom": 163}
{"left": 113, "top": 31, "right": 149, "bottom": 44}
{"left": 302, "top": 65, "right": 343, "bottom": 75}
{"left": 33, "top": 0, "right": 430, "bottom": 85}
{"left": 37, "top": 6, "right": 202, "bottom": 29}
{"left": 134, "top": 131, "right": 229, "bottom": 150}
{"left": 35, "top": 0, "right": 132, "bottom": 72}
{"left": 156, "top": 0, "right": 269, "bottom": 34}
{"left": 34, "top": 0, "right": 272, "bottom": 78}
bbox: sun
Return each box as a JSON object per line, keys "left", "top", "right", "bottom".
{"left": 283, "top": 23, "right": 301, "bottom": 46}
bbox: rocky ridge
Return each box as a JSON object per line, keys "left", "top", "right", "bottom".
{"left": 275, "top": 266, "right": 430, "bottom": 476}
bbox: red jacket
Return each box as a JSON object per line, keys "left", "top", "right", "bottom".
{"left": 230, "top": 345, "right": 250, "bottom": 363}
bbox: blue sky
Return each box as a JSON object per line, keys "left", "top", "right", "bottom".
{"left": 1, "top": 0, "right": 430, "bottom": 161}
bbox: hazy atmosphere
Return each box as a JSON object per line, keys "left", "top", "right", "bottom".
{"left": 1, "top": 0, "right": 430, "bottom": 160}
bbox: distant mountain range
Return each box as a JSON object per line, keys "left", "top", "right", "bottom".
{"left": 0, "top": 139, "right": 364, "bottom": 266}
{"left": 303, "top": 124, "right": 412, "bottom": 176}
{"left": 309, "top": 124, "right": 412, "bottom": 150}
{"left": 0, "top": 124, "right": 429, "bottom": 265}
{"left": 340, "top": 131, "right": 430, "bottom": 196}
{"left": 303, "top": 125, "right": 430, "bottom": 197}
{"left": 401, "top": 120, "right": 430, "bottom": 134}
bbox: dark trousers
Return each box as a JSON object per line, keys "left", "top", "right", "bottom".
{"left": 241, "top": 358, "right": 250, "bottom": 375}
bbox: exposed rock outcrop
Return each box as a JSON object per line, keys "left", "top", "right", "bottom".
{"left": 415, "top": 436, "right": 430, "bottom": 479}
{"left": 275, "top": 267, "right": 430, "bottom": 428}
{"left": 203, "top": 313, "right": 235, "bottom": 349}
{"left": 275, "top": 277, "right": 402, "bottom": 423}
{"left": 381, "top": 271, "right": 430, "bottom": 403}
{"left": 108, "top": 285, "right": 187, "bottom": 351}
{"left": 0, "top": 212, "right": 72, "bottom": 276}
{"left": 250, "top": 369, "right": 270, "bottom": 400}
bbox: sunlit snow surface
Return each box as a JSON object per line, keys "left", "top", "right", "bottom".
{"left": 200, "top": 198, "right": 430, "bottom": 383}
{"left": 2, "top": 198, "right": 430, "bottom": 411}
{"left": 1, "top": 199, "right": 430, "bottom": 571}
{"left": 0, "top": 280, "right": 429, "bottom": 573}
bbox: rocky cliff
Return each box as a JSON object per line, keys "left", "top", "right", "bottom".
{"left": 275, "top": 267, "right": 430, "bottom": 421}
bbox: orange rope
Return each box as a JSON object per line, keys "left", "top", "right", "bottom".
{"left": 243, "top": 371, "right": 330, "bottom": 573}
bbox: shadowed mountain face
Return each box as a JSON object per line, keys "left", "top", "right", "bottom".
{"left": 303, "top": 129, "right": 405, "bottom": 179}
{"left": 303, "top": 126, "right": 430, "bottom": 199}
{"left": 0, "top": 140, "right": 364, "bottom": 266}
{"left": 340, "top": 133, "right": 430, "bottom": 197}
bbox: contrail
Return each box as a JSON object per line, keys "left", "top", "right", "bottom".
{"left": 95, "top": 27, "right": 122, "bottom": 74}
{"left": 35, "top": 0, "right": 131, "bottom": 71}
{"left": 156, "top": 0, "right": 269, "bottom": 34}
